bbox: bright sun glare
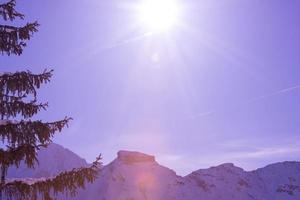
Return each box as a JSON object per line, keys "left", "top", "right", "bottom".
{"left": 137, "top": 0, "right": 180, "bottom": 33}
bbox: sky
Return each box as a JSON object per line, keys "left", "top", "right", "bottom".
{"left": 1, "top": 0, "right": 300, "bottom": 175}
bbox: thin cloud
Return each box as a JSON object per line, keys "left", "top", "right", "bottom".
{"left": 230, "top": 147, "right": 300, "bottom": 159}
{"left": 220, "top": 136, "right": 300, "bottom": 160}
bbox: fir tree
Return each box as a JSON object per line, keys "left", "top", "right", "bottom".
{"left": 0, "top": 1, "right": 101, "bottom": 199}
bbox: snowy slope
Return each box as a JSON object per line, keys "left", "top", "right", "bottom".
{"left": 7, "top": 146, "right": 300, "bottom": 200}
{"left": 7, "top": 143, "right": 87, "bottom": 178}
{"left": 73, "top": 151, "right": 186, "bottom": 200}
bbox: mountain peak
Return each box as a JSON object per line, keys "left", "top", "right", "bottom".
{"left": 217, "top": 163, "right": 237, "bottom": 168}
{"left": 212, "top": 163, "right": 244, "bottom": 172}
{"left": 117, "top": 150, "right": 156, "bottom": 164}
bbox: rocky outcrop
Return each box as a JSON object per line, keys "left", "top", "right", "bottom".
{"left": 117, "top": 150, "right": 156, "bottom": 164}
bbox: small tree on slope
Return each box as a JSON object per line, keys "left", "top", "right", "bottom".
{"left": 0, "top": 1, "right": 101, "bottom": 199}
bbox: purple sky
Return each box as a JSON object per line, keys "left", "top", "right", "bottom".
{"left": 2, "top": 0, "right": 300, "bottom": 175}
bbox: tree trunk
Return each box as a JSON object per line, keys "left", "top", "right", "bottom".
{"left": 0, "top": 166, "right": 6, "bottom": 200}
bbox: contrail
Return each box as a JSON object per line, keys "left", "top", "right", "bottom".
{"left": 101, "top": 32, "right": 153, "bottom": 51}
{"left": 246, "top": 84, "right": 300, "bottom": 103}
{"left": 189, "top": 111, "right": 215, "bottom": 119}
{"left": 68, "top": 31, "right": 154, "bottom": 65}
{"left": 190, "top": 84, "right": 300, "bottom": 119}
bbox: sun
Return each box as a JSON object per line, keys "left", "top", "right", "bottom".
{"left": 137, "top": 0, "right": 180, "bottom": 33}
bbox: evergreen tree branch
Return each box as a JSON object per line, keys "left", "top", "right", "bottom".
{"left": 0, "top": 117, "right": 71, "bottom": 180}
{"left": 0, "top": 93, "right": 26, "bottom": 102}
{"left": 0, "top": 100, "right": 48, "bottom": 119}
{"left": 0, "top": 69, "right": 53, "bottom": 99}
{"left": 0, "top": 0, "right": 24, "bottom": 21}
{"left": 0, "top": 117, "right": 72, "bottom": 147}
{"left": 0, "top": 22, "right": 39, "bottom": 55}
{"left": 2, "top": 156, "right": 102, "bottom": 200}
{"left": 0, "top": 144, "right": 42, "bottom": 172}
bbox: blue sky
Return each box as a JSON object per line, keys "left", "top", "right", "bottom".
{"left": 2, "top": 0, "right": 300, "bottom": 175}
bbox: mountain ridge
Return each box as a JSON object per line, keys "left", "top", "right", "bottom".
{"left": 7, "top": 144, "right": 300, "bottom": 200}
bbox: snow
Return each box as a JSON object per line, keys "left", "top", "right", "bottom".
{"left": 7, "top": 143, "right": 87, "bottom": 178}
{"left": 6, "top": 145, "right": 300, "bottom": 200}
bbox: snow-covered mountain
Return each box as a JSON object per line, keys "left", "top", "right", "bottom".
{"left": 7, "top": 144, "right": 300, "bottom": 200}
{"left": 7, "top": 143, "right": 87, "bottom": 179}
